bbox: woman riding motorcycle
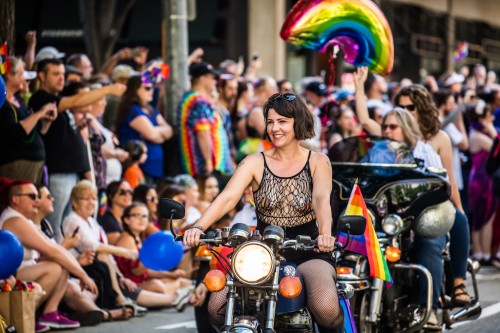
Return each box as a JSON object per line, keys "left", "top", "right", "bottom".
{"left": 184, "top": 93, "right": 342, "bottom": 332}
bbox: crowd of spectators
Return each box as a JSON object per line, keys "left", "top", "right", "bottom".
{"left": 1, "top": 29, "right": 500, "bottom": 332}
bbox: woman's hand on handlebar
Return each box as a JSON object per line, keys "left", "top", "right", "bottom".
{"left": 183, "top": 227, "right": 205, "bottom": 247}
{"left": 316, "top": 234, "right": 336, "bottom": 252}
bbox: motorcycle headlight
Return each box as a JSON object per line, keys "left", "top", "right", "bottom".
{"left": 381, "top": 214, "right": 403, "bottom": 235}
{"left": 232, "top": 242, "right": 275, "bottom": 285}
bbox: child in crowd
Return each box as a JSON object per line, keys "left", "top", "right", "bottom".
{"left": 123, "top": 140, "right": 147, "bottom": 189}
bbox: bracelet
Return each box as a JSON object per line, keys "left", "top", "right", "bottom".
{"left": 190, "top": 224, "right": 205, "bottom": 232}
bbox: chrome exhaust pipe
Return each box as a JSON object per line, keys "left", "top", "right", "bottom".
{"left": 446, "top": 301, "right": 482, "bottom": 325}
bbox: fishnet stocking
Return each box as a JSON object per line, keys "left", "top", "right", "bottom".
{"left": 297, "top": 259, "right": 343, "bottom": 330}
{"left": 207, "top": 260, "right": 343, "bottom": 330}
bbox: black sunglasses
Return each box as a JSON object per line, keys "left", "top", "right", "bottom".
{"left": 15, "top": 193, "right": 40, "bottom": 200}
{"left": 270, "top": 93, "right": 296, "bottom": 102}
{"left": 382, "top": 124, "right": 399, "bottom": 131}
{"left": 397, "top": 104, "right": 416, "bottom": 112}
{"left": 117, "top": 189, "right": 134, "bottom": 196}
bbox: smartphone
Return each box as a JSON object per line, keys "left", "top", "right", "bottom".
{"left": 72, "top": 226, "right": 80, "bottom": 237}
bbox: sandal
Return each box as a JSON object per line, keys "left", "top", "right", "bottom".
{"left": 122, "top": 299, "right": 148, "bottom": 317}
{"left": 452, "top": 283, "right": 472, "bottom": 306}
{"left": 103, "top": 307, "right": 132, "bottom": 322}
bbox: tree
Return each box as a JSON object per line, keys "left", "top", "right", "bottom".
{"left": 78, "top": 0, "right": 137, "bottom": 69}
{"left": 0, "top": 0, "right": 15, "bottom": 51}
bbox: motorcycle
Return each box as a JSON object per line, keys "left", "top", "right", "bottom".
{"left": 328, "top": 136, "right": 481, "bottom": 333}
{"left": 158, "top": 197, "right": 367, "bottom": 333}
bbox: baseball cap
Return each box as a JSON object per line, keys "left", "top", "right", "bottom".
{"left": 35, "top": 46, "right": 65, "bottom": 63}
{"left": 305, "top": 81, "right": 328, "bottom": 96}
{"left": 23, "top": 71, "right": 37, "bottom": 81}
{"left": 189, "top": 62, "right": 215, "bottom": 79}
{"left": 334, "top": 89, "right": 353, "bottom": 102}
{"left": 444, "top": 72, "right": 465, "bottom": 87}
{"left": 65, "top": 65, "right": 83, "bottom": 76}
{"left": 111, "top": 64, "right": 139, "bottom": 81}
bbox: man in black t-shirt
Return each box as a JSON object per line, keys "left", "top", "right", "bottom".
{"left": 29, "top": 58, "right": 126, "bottom": 241}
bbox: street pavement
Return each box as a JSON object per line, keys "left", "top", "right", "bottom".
{"left": 57, "top": 266, "right": 500, "bottom": 333}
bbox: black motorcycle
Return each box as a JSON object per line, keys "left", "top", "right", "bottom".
{"left": 159, "top": 197, "right": 366, "bottom": 333}
{"left": 328, "top": 136, "right": 481, "bottom": 333}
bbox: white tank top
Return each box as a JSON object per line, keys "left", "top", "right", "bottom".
{"left": 413, "top": 140, "right": 443, "bottom": 169}
{"left": 0, "top": 207, "right": 40, "bottom": 268}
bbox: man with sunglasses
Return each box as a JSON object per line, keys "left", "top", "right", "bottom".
{"left": 0, "top": 178, "right": 98, "bottom": 331}
{"left": 177, "top": 62, "right": 234, "bottom": 178}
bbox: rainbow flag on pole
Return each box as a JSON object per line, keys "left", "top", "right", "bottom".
{"left": 337, "top": 183, "right": 393, "bottom": 285}
{"left": 0, "top": 43, "right": 10, "bottom": 75}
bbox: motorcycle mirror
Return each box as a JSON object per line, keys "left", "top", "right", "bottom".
{"left": 338, "top": 215, "right": 366, "bottom": 236}
{"left": 158, "top": 198, "right": 185, "bottom": 219}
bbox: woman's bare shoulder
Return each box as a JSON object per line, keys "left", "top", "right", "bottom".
{"left": 116, "top": 233, "right": 136, "bottom": 250}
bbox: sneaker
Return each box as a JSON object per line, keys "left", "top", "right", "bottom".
{"left": 35, "top": 322, "right": 50, "bottom": 333}
{"left": 173, "top": 285, "right": 195, "bottom": 310}
{"left": 39, "top": 311, "right": 80, "bottom": 329}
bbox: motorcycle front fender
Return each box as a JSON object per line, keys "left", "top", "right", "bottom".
{"left": 276, "top": 262, "right": 306, "bottom": 315}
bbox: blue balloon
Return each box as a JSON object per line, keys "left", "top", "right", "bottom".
{"left": 0, "top": 75, "right": 5, "bottom": 108}
{"left": 140, "top": 231, "right": 183, "bottom": 271}
{"left": 0, "top": 230, "right": 24, "bottom": 279}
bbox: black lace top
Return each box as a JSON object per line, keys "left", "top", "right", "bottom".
{"left": 254, "top": 151, "right": 315, "bottom": 227}
{"left": 254, "top": 151, "right": 333, "bottom": 265}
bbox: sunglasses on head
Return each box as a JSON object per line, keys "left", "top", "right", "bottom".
{"left": 15, "top": 193, "right": 40, "bottom": 200}
{"left": 117, "top": 189, "right": 134, "bottom": 196}
{"left": 397, "top": 104, "right": 416, "bottom": 111}
{"left": 270, "top": 93, "right": 296, "bottom": 102}
{"left": 382, "top": 123, "right": 399, "bottom": 131}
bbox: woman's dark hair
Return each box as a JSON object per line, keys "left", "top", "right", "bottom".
{"left": 158, "top": 184, "right": 185, "bottom": 200}
{"left": 433, "top": 89, "right": 454, "bottom": 109}
{"left": 133, "top": 184, "right": 154, "bottom": 204}
{"left": 196, "top": 173, "right": 217, "bottom": 200}
{"left": 61, "top": 81, "right": 88, "bottom": 97}
{"left": 105, "top": 180, "right": 127, "bottom": 207}
{"left": 394, "top": 84, "right": 440, "bottom": 141}
{"left": 115, "top": 75, "right": 151, "bottom": 130}
{"left": 122, "top": 140, "right": 146, "bottom": 173}
{"left": 263, "top": 93, "right": 315, "bottom": 141}
{"left": 467, "top": 100, "right": 491, "bottom": 124}
{"left": 122, "top": 202, "right": 148, "bottom": 243}
{"left": 330, "top": 105, "right": 354, "bottom": 138}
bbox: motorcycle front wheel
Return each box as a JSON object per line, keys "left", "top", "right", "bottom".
{"left": 356, "top": 291, "right": 378, "bottom": 333}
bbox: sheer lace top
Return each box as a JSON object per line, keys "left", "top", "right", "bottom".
{"left": 253, "top": 151, "right": 315, "bottom": 227}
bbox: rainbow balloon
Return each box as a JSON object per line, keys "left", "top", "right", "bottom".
{"left": 281, "top": 0, "right": 394, "bottom": 76}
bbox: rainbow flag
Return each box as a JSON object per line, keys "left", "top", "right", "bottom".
{"left": 0, "top": 43, "right": 10, "bottom": 75}
{"left": 337, "top": 184, "right": 393, "bottom": 285}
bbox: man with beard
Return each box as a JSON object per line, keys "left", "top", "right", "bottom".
{"left": 28, "top": 58, "right": 126, "bottom": 241}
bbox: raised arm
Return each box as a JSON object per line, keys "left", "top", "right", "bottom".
{"left": 183, "top": 154, "right": 261, "bottom": 246}
{"left": 354, "top": 67, "right": 382, "bottom": 136}
{"left": 58, "top": 83, "right": 126, "bottom": 111}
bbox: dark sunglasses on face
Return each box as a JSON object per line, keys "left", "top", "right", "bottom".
{"left": 15, "top": 193, "right": 40, "bottom": 200}
{"left": 270, "top": 93, "right": 296, "bottom": 102}
{"left": 117, "top": 189, "right": 134, "bottom": 196}
{"left": 397, "top": 104, "right": 416, "bottom": 111}
{"left": 382, "top": 123, "right": 399, "bottom": 131}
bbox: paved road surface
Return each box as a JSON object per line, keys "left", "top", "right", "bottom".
{"left": 58, "top": 267, "right": 500, "bottom": 333}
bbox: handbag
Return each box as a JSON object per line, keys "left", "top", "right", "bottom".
{"left": 0, "top": 292, "right": 10, "bottom": 327}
